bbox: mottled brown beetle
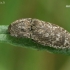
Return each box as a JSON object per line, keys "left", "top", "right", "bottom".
{"left": 8, "top": 18, "right": 70, "bottom": 49}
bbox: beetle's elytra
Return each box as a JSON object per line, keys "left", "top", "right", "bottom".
{"left": 8, "top": 18, "right": 70, "bottom": 49}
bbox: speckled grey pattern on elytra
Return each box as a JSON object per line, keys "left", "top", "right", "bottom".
{"left": 8, "top": 18, "right": 70, "bottom": 49}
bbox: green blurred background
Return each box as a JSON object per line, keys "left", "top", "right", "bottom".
{"left": 0, "top": 0, "right": 70, "bottom": 70}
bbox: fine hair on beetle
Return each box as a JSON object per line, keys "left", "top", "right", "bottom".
{"left": 8, "top": 18, "right": 70, "bottom": 49}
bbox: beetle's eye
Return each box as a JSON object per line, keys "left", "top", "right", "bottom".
{"left": 21, "top": 29, "right": 26, "bottom": 32}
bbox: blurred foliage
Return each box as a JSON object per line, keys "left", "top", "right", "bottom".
{"left": 0, "top": 0, "right": 70, "bottom": 70}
